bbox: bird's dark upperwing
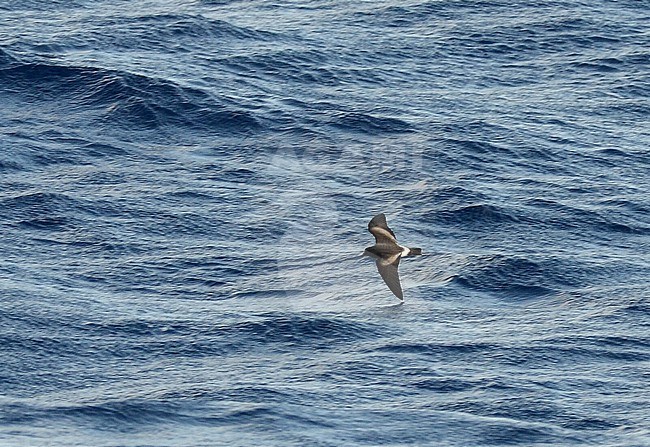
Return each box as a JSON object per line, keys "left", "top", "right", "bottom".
{"left": 368, "top": 213, "right": 397, "bottom": 244}
{"left": 375, "top": 253, "right": 403, "bottom": 300}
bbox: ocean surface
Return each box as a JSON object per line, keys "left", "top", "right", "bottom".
{"left": 1, "top": 1, "right": 649, "bottom": 446}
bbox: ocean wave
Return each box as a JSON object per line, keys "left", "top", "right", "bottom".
{"left": 215, "top": 314, "right": 383, "bottom": 347}
{"left": 2, "top": 192, "right": 83, "bottom": 230}
{"left": 327, "top": 111, "right": 412, "bottom": 134}
{"left": 46, "top": 314, "right": 386, "bottom": 361}
{"left": 0, "top": 61, "right": 260, "bottom": 133}
{"left": 221, "top": 49, "right": 340, "bottom": 86}
{"left": 114, "top": 13, "right": 279, "bottom": 42}
{"left": 24, "top": 12, "right": 282, "bottom": 55}
{"left": 376, "top": 335, "right": 649, "bottom": 370}
{"left": 420, "top": 195, "right": 649, "bottom": 236}
{"left": 431, "top": 203, "right": 524, "bottom": 226}
{"left": 0, "top": 1, "right": 88, "bottom": 12}
{"left": 525, "top": 198, "right": 650, "bottom": 235}
{"left": 199, "top": 0, "right": 242, "bottom": 4}
{"left": 87, "top": 13, "right": 282, "bottom": 55}
{"left": 0, "top": 48, "right": 17, "bottom": 66}
{"left": 447, "top": 255, "right": 567, "bottom": 298}
{"left": 356, "top": 1, "right": 520, "bottom": 26}
{"left": 0, "top": 158, "right": 21, "bottom": 171}
{"left": 376, "top": 341, "right": 494, "bottom": 357}
{"left": 0, "top": 400, "right": 188, "bottom": 429}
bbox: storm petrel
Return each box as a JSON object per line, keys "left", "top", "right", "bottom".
{"left": 364, "top": 213, "right": 421, "bottom": 301}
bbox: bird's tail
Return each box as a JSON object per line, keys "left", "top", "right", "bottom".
{"left": 406, "top": 247, "right": 422, "bottom": 256}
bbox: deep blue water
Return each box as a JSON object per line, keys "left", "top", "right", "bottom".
{"left": 1, "top": 1, "right": 649, "bottom": 446}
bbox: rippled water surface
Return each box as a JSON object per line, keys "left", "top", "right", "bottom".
{"left": 1, "top": 1, "right": 649, "bottom": 446}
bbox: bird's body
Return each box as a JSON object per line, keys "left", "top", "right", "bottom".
{"left": 363, "top": 213, "right": 421, "bottom": 300}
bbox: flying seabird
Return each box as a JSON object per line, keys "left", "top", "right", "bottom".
{"left": 364, "top": 213, "right": 421, "bottom": 301}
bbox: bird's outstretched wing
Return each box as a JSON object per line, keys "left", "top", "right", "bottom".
{"left": 375, "top": 253, "right": 403, "bottom": 300}
{"left": 368, "top": 213, "right": 397, "bottom": 244}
